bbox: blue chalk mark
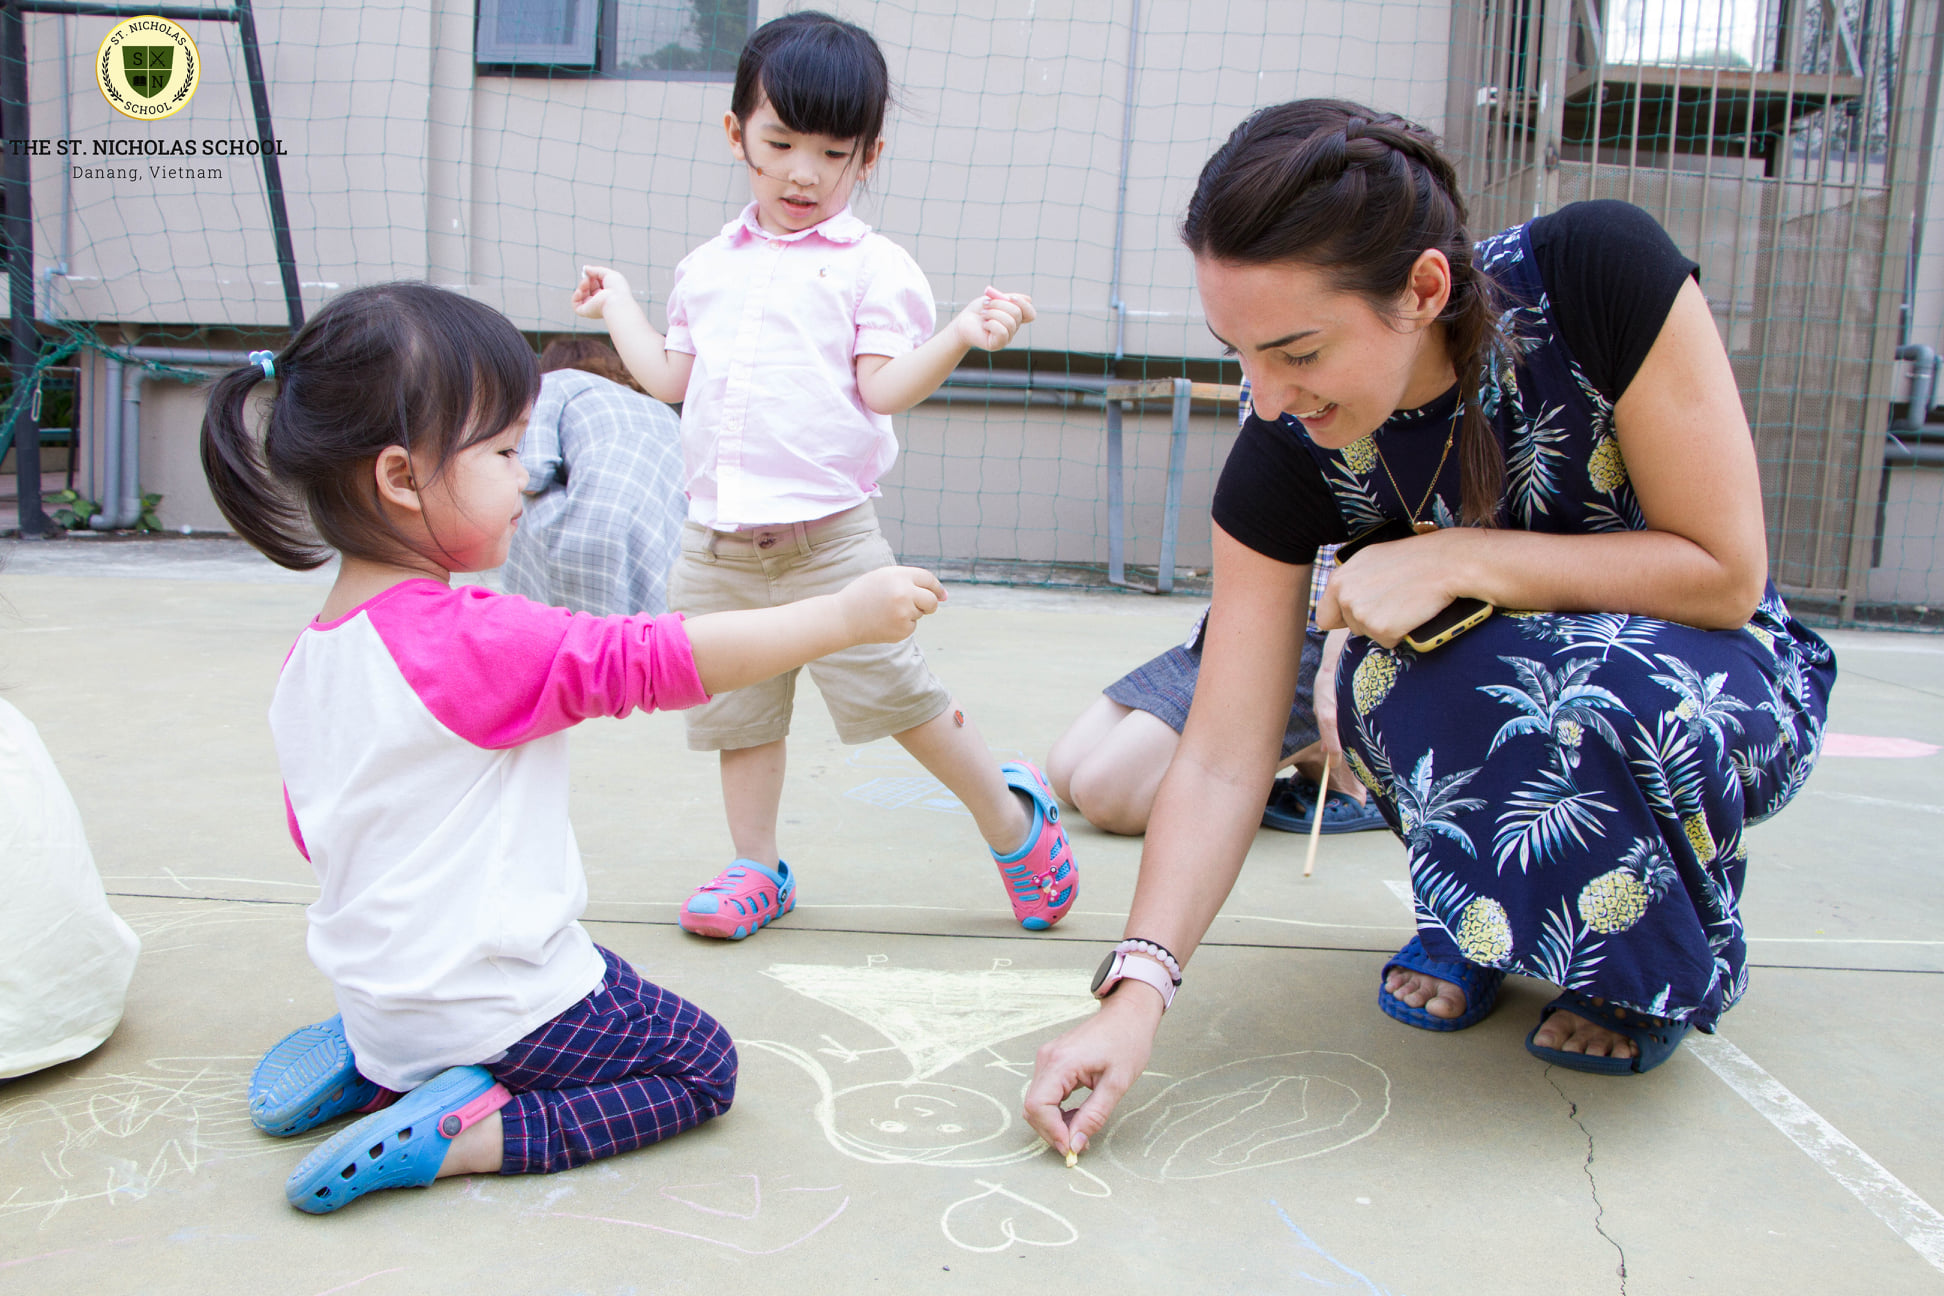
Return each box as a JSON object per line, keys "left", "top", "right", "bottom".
{"left": 1272, "top": 1200, "right": 1402, "bottom": 1296}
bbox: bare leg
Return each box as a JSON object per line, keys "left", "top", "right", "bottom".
{"left": 1046, "top": 696, "right": 1136, "bottom": 806}
{"left": 1061, "top": 708, "right": 1182, "bottom": 836}
{"left": 893, "top": 705, "right": 1031, "bottom": 854}
{"left": 437, "top": 1110, "right": 505, "bottom": 1176}
{"left": 719, "top": 739, "right": 787, "bottom": 868}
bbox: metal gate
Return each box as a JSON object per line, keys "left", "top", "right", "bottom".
{"left": 1444, "top": 0, "right": 1939, "bottom": 617}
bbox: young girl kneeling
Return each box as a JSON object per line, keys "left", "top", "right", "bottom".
{"left": 202, "top": 282, "right": 944, "bottom": 1214}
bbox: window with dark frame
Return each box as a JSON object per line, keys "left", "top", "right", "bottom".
{"left": 476, "top": 0, "right": 752, "bottom": 78}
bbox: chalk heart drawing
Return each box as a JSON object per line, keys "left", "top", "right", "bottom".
{"left": 940, "top": 1180, "right": 1081, "bottom": 1252}
{"left": 0, "top": 1056, "right": 275, "bottom": 1219}
{"left": 749, "top": 961, "right": 1099, "bottom": 1168}
{"left": 1106, "top": 1052, "right": 1392, "bottom": 1182}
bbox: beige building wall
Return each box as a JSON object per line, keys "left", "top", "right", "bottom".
{"left": 20, "top": 0, "right": 1456, "bottom": 536}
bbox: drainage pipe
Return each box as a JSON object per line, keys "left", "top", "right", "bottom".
{"left": 1893, "top": 343, "right": 1938, "bottom": 431}
{"left": 89, "top": 347, "right": 252, "bottom": 529}
{"left": 1885, "top": 436, "right": 1944, "bottom": 468}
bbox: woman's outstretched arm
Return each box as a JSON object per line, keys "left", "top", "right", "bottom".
{"left": 1023, "top": 527, "right": 1310, "bottom": 1155}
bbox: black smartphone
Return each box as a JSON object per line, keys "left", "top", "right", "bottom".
{"left": 1330, "top": 521, "right": 1494, "bottom": 652}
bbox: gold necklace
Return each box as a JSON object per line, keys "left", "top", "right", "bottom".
{"left": 1372, "top": 404, "right": 1461, "bottom": 534}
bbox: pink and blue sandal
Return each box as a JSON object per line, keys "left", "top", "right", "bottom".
{"left": 1379, "top": 935, "right": 1505, "bottom": 1031}
{"left": 285, "top": 1064, "right": 509, "bottom": 1214}
{"left": 250, "top": 1014, "right": 395, "bottom": 1137}
{"left": 993, "top": 761, "right": 1076, "bottom": 930}
{"left": 679, "top": 858, "right": 796, "bottom": 940}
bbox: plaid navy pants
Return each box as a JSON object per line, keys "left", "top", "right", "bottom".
{"left": 487, "top": 945, "right": 737, "bottom": 1175}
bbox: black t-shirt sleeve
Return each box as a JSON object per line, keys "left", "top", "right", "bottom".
{"left": 1527, "top": 200, "right": 1700, "bottom": 402}
{"left": 1209, "top": 413, "right": 1345, "bottom": 565}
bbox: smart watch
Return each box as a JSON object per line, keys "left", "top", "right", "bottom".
{"left": 1091, "top": 942, "right": 1179, "bottom": 1011}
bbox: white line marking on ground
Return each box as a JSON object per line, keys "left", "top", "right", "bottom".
{"left": 590, "top": 902, "right": 1406, "bottom": 932}
{"left": 1824, "top": 637, "right": 1944, "bottom": 655}
{"left": 1382, "top": 879, "right": 1415, "bottom": 916}
{"left": 1689, "top": 1034, "right": 1944, "bottom": 1274}
{"left": 1807, "top": 790, "right": 1944, "bottom": 816}
{"left": 1746, "top": 937, "right": 1944, "bottom": 946}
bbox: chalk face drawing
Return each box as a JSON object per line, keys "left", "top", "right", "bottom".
{"left": 749, "top": 961, "right": 1096, "bottom": 1169}
{"left": 760, "top": 962, "right": 1097, "bottom": 1079}
{"left": 0, "top": 1056, "right": 277, "bottom": 1219}
{"left": 843, "top": 1081, "right": 1012, "bottom": 1160}
{"left": 1106, "top": 1052, "right": 1392, "bottom": 1181}
{"left": 751, "top": 961, "right": 1395, "bottom": 1255}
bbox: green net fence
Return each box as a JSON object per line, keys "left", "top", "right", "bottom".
{"left": 0, "top": 0, "right": 1939, "bottom": 625}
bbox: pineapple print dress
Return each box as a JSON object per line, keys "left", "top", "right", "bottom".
{"left": 1212, "top": 203, "right": 1835, "bottom": 1031}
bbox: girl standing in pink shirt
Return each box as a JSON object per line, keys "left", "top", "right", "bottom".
{"left": 201, "top": 282, "right": 946, "bottom": 1214}
{"left": 575, "top": 11, "right": 1077, "bottom": 940}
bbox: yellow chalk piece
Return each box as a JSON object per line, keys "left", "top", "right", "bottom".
{"left": 1065, "top": 1149, "right": 1078, "bottom": 1168}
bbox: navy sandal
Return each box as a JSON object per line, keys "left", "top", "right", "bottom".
{"left": 1378, "top": 935, "right": 1506, "bottom": 1031}
{"left": 1262, "top": 775, "right": 1389, "bottom": 835}
{"left": 1524, "top": 989, "right": 1693, "bottom": 1075}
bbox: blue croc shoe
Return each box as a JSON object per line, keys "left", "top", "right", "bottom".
{"left": 1525, "top": 990, "right": 1693, "bottom": 1075}
{"left": 286, "top": 1065, "right": 509, "bottom": 1214}
{"left": 250, "top": 1015, "right": 392, "bottom": 1137}
{"left": 1378, "top": 935, "right": 1506, "bottom": 1032}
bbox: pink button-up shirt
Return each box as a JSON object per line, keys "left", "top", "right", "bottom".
{"left": 664, "top": 203, "right": 935, "bottom": 528}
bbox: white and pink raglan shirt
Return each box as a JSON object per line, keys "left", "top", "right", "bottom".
{"left": 268, "top": 579, "right": 709, "bottom": 1091}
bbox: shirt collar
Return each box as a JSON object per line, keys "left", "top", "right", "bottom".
{"left": 724, "top": 201, "right": 871, "bottom": 246}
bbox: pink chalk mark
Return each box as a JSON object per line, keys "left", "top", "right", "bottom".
{"left": 1822, "top": 732, "right": 1941, "bottom": 759}
{"left": 547, "top": 1191, "right": 850, "bottom": 1255}
{"left": 0, "top": 1237, "right": 141, "bottom": 1272}
{"left": 661, "top": 1172, "right": 761, "bottom": 1219}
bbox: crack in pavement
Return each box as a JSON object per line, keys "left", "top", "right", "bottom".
{"left": 1548, "top": 1069, "right": 1629, "bottom": 1294}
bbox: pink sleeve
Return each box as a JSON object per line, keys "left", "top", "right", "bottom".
{"left": 663, "top": 252, "right": 697, "bottom": 356}
{"left": 284, "top": 784, "right": 310, "bottom": 860}
{"left": 365, "top": 583, "right": 711, "bottom": 749}
{"left": 854, "top": 238, "right": 935, "bottom": 359}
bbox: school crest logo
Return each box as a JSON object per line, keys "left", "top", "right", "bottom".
{"left": 96, "top": 16, "right": 200, "bottom": 120}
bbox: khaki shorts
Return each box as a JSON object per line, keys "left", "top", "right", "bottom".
{"left": 667, "top": 502, "right": 953, "bottom": 751}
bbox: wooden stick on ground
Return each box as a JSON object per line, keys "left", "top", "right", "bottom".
{"left": 1304, "top": 751, "right": 1330, "bottom": 878}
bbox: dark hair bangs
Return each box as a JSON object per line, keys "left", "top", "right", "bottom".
{"left": 733, "top": 11, "right": 889, "bottom": 146}
{"left": 398, "top": 292, "right": 540, "bottom": 480}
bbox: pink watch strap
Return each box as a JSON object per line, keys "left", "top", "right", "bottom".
{"left": 1097, "top": 950, "right": 1176, "bottom": 1011}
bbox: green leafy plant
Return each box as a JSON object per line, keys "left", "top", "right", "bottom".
{"left": 44, "top": 488, "right": 100, "bottom": 529}
{"left": 135, "top": 492, "right": 164, "bottom": 533}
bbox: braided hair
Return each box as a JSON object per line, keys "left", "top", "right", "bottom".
{"left": 1182, "top": 99, "right": 1505, "bottom": 525}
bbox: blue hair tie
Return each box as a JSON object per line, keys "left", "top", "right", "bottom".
{"left": 247, "top": 349, "right": 277, "bottom": 380}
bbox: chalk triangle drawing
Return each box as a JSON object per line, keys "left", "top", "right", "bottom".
{"left": 762, "top": 964, "right": 1097, "bottom": 1078}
